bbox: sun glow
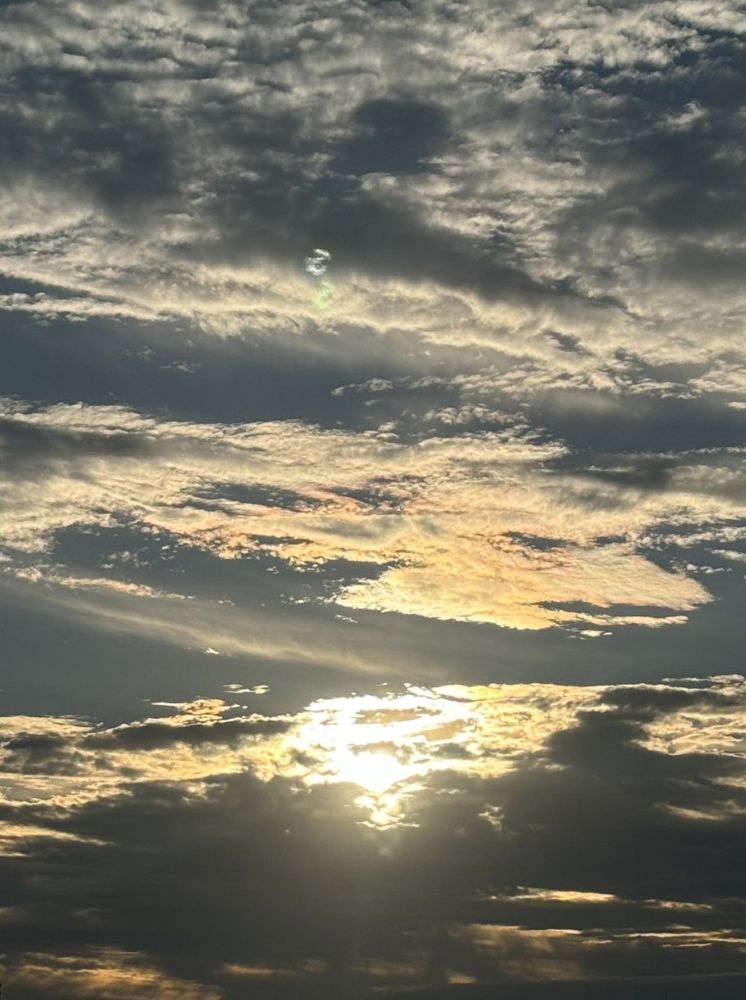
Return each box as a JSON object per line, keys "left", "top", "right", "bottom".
{"left": 278, "top": 684, "right": 599, "bottom": 827}
{"left": 298, "top": 716, "right": 424, "bottom": 826}
{"left": 285, "top": 688, "right": 467, "bottom": 826}
{"left": 330, "top": 747, "right": 408, "bottom": 794}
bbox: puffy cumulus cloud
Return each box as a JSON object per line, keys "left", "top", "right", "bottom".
{"left": 1, "top": 0, "right": 746, "bottom": 413}
{"left": 0, "top": 676, "right": 745, "bottom": 997}
{"left": 2, "top": 396, "right": 744, "bottom": 632}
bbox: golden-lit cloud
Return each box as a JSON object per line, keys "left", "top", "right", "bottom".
{"left": 1, "top": 675, "right": 744, "bottom": 994}
{"left": 1, "top": 951, "right": 221, "bottom": 1000}
{"left": 3, "top": 676, "right": 743, "bottom": 830}
{"left": 2, "top": 398, "right": 740, "bottom": 634}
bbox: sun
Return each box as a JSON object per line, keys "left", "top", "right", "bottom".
{"left": 284, "top": 690, "right": 470, "bottom": 825}
{"left": 292, "top": 700, "right": 416, "bottom": 797}
{"left": 330, "top": 747, "right": 407, "bottom": 794}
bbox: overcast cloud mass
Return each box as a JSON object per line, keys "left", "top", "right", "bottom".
{"left": 0, "top": 1, "right": 745, "bottom": 997}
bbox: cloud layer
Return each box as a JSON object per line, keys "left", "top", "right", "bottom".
{"left": 2, "top": 395, "right": 743, "bottom": 635}
{"left": 1, "top": 2, "right": 746, "bottom": 996}
{"left": 1, "top": 676, "right": 745, "bottom": 997}
{"left": 1, "top": 1, "right": 745, "bottom": 643}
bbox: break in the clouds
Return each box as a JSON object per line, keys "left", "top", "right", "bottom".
{"left": 1, "top": 1, "right": 746, "bottom": 998}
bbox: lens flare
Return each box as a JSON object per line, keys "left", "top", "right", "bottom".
{"left": 305, "top": 248, "right": 335, "bottom": 311}
{"left": 304, "top": 248, "right": 331, "bottom": 278}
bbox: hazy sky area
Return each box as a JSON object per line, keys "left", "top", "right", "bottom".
{"left": 1, "top": 1, "right": 746, "bottom": 997}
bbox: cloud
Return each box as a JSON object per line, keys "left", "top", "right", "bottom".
{"left": 1, "top": 4, "right": 746, "bottom": 997}
{"left": 1, "top": 396, "right": 740, "bottom": 633}
{"left": 0, "top": 950, "right": 221, "bottom": 1000}
{"left": 0, "top": 0, "right": 742, "bottom": 391}
{"left": 333, "top": 97, "right": 452, "bottom": 176}
{"left": 0, "top": 677, "right": 744, "bottom": 996}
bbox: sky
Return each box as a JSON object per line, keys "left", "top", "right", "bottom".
{"left": 0, "top": 0, "right": 745, "bottom": 997}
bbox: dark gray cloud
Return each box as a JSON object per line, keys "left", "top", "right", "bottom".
{"left": 335, "top": 97, "right": 451, "bottom": 176}
{"left": 0, "top": 680, "right": 744, "bottom": 998}
{"left": 545, "top": 24, "right": 746, "bottom": 306}
{"left": 84, "top": 715, "right": 290, "bottom": 751}
{"left": 0, "top": 416, "right": 156, "bottom": 475}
